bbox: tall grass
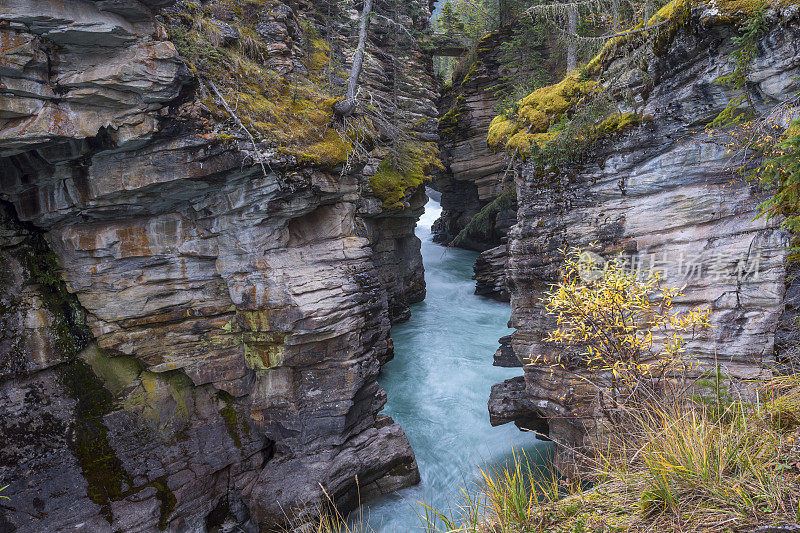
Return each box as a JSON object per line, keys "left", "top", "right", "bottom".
{"left": 414, "top": 448, "right": 566, "bottom": 533}
{"left": 618, "top": 402, "right": 797, "bottom": 530}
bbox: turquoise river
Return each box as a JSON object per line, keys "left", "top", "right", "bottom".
{"left": 358, "top": 196, "right": 552, "bottom": 531}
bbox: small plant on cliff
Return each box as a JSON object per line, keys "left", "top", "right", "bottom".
{"left": 540, "top": 247, "right": 712, "bottom": 408}
{"left": 710, "top": 4, "right": 768, "bottom": 127}
{"left": 713, "top": 96, "right": 800, "bottom": 234}
{"left": 753, "top": 119, "right": 800, "bottom": 232}
{"left": 450, "top": 188, "right": 516, "bottom": 247}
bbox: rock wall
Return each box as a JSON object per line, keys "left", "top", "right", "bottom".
{"left": 488, "top": 5, "right": 800, "bottom": 473}
{"left": 0, "top": 0, "right": 436, "bottom": 530}
{"left": 433, "top": 29, "right": 516, "bottom": 251}
{"left": 356, "top": 0, "right": 439, "bottom": 320}
{"left": 473, "top": 243, "right": 509, "bottom": 302}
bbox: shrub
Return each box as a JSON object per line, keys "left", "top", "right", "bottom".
{"left": 540, "top": 247, "right": 711, "bottom": 408}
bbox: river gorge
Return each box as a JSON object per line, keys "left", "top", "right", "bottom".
{"left": 360, "top": 197, "right": 549, "bottom": 531}
{"left": 2, "top": 0, "right": 800, "bottom": 531}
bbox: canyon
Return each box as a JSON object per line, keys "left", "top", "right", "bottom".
{"left": 2, "top": 0, "right": 800, "bottom": 531}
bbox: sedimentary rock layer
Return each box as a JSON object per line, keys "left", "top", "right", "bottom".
{"left": 489, "top": 5, "right": 800, "bottom": 472}
{"left": 473, "top": 244, "right": 509, "bottom": 302}
{"left": 0, "top": 0, "right": 436, "bottom": 529}
{"left": 433, "top": 29, "right": 515, "bottom": 251}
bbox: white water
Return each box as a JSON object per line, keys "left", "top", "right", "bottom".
{"left": 358, "top": 196, "right": 552, "bottom": 531}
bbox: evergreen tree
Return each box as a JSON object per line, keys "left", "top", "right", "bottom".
{"left": 439, "top": 0, "right": 461, "bottom": 34}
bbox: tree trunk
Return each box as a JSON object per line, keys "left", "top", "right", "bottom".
{"left": 566, "top": 3, "right": 578, "bottom": 73}
{"left": 644, "top": 0, "right": 654, "bottom": 22}
{"left": 612, "top": 0, "right": 620, "bottom": 31}
{"left": 499, "top": 0, "right": 512, "bottom": 27}
{"left": 334, "top": 0, "right": 374, "bottom": 117}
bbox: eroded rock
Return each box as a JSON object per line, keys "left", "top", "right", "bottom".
{"left": 490, "top": 8, "right": 800, "bottom": 473}
{"left": 0, "top": 0, "right": 437, "bottom": 529}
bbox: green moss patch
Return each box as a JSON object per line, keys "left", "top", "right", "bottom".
{"left": 217, "top": 390, "right": 251, "bottom": 449}
{"left": 369, "top": 142, "right": 443, "bottom": 211}
{"left": 165, "top": 2, "right": 349, "bottom": 166}
{"left": 58, "top": 357, "right": 180, "bottom": 530}
{"left": 487, "top": 75, "right": 598, "bottom": 154}
{"left": 439, "top": 94, "right": 466, "bottom": 138}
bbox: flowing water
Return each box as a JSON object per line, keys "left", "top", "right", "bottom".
{"left": 358, "top": 196, "right": 552, "bottom": 532}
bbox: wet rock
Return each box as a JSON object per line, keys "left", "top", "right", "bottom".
{"left": 473, "top": 244, "right": 509, "bottom": 302}
{"left": 488, "top": 376, "right": 532, "bottom": 427}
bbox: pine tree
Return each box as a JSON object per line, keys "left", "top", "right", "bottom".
{"left": 525, "top": 0, "right": 669, "bottom": 75}
{"left": 439, "top": 0, "right": 461, "bottom": 35}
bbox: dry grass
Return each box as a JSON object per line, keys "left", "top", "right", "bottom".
{"left": 589, "top": 402, "right": 800, "bottom": 532}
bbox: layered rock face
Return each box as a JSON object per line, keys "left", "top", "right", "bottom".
{"left": 0, "top": 0, "right": 436, "bottom": 530}
{"left": 433, "top": 29, "right": 516, "bottom": 251}
{"left": 489, "top": 6, "right": 800, "bottom": 472}
{"left": 356, "top": 0, "right": 439, "bottom": 321}
{"left": 473, "top": 243, "right": 509, "bottom": 302}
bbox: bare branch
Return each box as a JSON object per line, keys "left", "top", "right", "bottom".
{"left": 204, "top": 78, "right": 268, "bottom": 177}
{"left": 335, "top": 0, "right": 374, "bottom": 117}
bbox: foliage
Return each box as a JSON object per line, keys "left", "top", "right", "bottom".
{"left": 485, "top": 0, "right": 781, "bottom": 165}
{"left": 477, "top": 448, "right": 563, "bottom": 530}
{"left": 596, "top": 399, "right": 800, "bottom": 532}
{"left": 752, "top": 120, "right": 800, "bottom": 231}
{"left": 488, "top": 3, "right": 554, "bottom": 113}
{"left": 701, "top": 6, "right": 800, "bottom": 234}
{"left": 439, "top": 0, "right": 465, "bottom": 34}
{"left": 450, "top": 188, "right": 516, "bottom": 247}
{"left": 710, "top": 4, "right": 768, "bottom": 127}
{"left": 324, "top": 375, "right": 800, "bottom": 532}
{"left": 765, "top": 374, "right": 800, "bottom": 430}
{"left": 690, "top": 365, "right": 736, "bottom": 421}
{"left": 0, "top": 484, "right": 8, "bottom": 500}
{"left": 439, "top": 94, "right": 467, "bottom": 138}
{"left": 492, "top": 14, "right": 553, "bottom": 115}
{"left": 540, "top": 247, "right": 711, "bottom": 404}
{"left": 432, "top": 0, "right": 497, "bottom": 82}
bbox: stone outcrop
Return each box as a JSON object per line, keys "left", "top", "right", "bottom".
{"left": 488, "top": 5, "right": 800, "bottom": 473}
{"left": 433, "top": 29, "right": 515, "bottom": 251}
{"left": 0, "top": 0, "right": 437, "bottom": 530}
{"left": 473, "top": 243, "right": 509, "bottom": 302}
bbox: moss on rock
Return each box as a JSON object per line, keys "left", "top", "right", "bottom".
{"left": 82, "top": 346, "right": 144, "bottom": 396}
{"left": 165, "top": 1, "right": 349, "bottom": 164}
{"left": 439, "top": 94, "right": 467, "bottom": 138}
{"left": 369, "top": 142, "right": 443, "bottom": 211}
{"left": 598, "top": 112, "right": 643, "bottom": 135}
{"left": 293, "top": 129, "right": 351, "bottom": 168}
{"left": 487, "top": 75, "right": 597, "bottom": 153}
{"left": 216, "top": 390, "right": 251, "bottom": 449}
